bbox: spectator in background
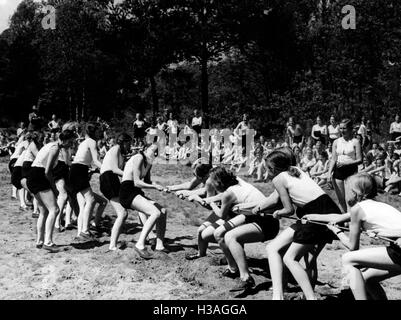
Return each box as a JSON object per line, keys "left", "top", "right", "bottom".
{"left": 133, "top": 113, "right": 146, "bottom": 142}
{"left": 48, "top": 114, "right": 61, "bottom": 133}
{"left": 235, "top": 113, "right": 251, "bottom": 156}
{"left": 311, "top": 116, "right": 327, "bottom": 145}
{"left": 390, "top": 114, "right": 401, "bottom": 141}
{"left": 17, "top": 122, "right": 27, "bottom": 138}
{"left": 167, "top": 112, "right": 179, "bottom": 136}
{"left": 28, "top": 105, "right": 44, "bottom": 131}
{"left": 327, "top": 115, "right": 340, "bottom": 145}
{"left": 191, "top": 109, "right": 202, "bottom": 136}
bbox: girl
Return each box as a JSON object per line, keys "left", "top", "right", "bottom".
{"left": 328, "top": 173, "right": 401, "bottom": 300}
{"left": 99, "top": 133, "right": 132, "bottom": 251}
{"left": 119, "top": 143, "right": 167, "bottom": 259}
{"left": 185, "top": 167, "right": 272, "bottom": 269}
{"left": 26, "top": 130, "right": 76, "bottom": 251}
{"left": 310, "top": 151, "right": 330, "bottom": 187}
{"left": 311, "top": 116, "right": 327, "bottom": 145}
{"left": 264, "top": 150, "right": 342, "bottom": 300}
{"left": 9, "top": 133, "right": 28, "bottom": 200}
{"left": 300, "top": 148, "right": 316, "bottom": 175}
{"left": 328, "top": 119, "right": 362, "bottom": 212}
{"left": 69, "top": 123, "right": 103, "bottom": 241}
{"left": 11, "top": 149, "right": 29, "bottom": 210}
{"left": 328, "top": 115, "right": 340, "bottom": 145}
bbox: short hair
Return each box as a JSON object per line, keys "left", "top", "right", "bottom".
{"left": 340, "top": 118, "right": 353, "bottom": 130}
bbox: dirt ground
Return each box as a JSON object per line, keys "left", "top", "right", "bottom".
{"left": 0, "top": 157, "right": 400, "bottom": 300}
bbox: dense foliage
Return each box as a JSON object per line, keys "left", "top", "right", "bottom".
{"left": 0, "top": 0, "right": 400, "bottom": 139}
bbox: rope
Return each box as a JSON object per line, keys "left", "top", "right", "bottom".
{"left": 162, "top": 189, "right": 397, "bottom": 244}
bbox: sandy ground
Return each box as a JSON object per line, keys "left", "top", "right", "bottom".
{"left": 0, "top": 157, "right": 400, "bottom": 300}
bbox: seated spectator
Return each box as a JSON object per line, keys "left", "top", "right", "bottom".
{"left": 310, "top": 151, "right": 330, "bottom": 187}
{"left": 300, "top": 147, "right": 316, "bottom": 175}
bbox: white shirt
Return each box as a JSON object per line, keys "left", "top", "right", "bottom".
{"left": 73, "top": 138, "right": 97, "bottom": 166}
{"left": 359, "top": 199, "right": 401, "bottom": 232}
{"left": 228, "top": 177, "right": 266, "bottom": 204}
{"left": 390, "top": 122, "right": 401, "bottom": 133}
{"left": 32, "top": 142, "right": 59, "bottom": 169}
{"left": 10, "top": 140, "right": 29, "bottom": 160}
{"left": 274, "top": 168, "right": 325, "bottom": 207}
{"left": 336, "top": 137, "right": 357, "bottom": 164}
{"left": 328, "top": 124, "right": 340, "bottom": 139}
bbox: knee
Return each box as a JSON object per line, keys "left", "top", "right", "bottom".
{"left": 160, "top": 207, "right": 167, "bottom": 216}
{"left": 282, "top": 253, "right": 294, "bottom": 267}
{"left": 59, "top": 192, "right": 68, "bottom": 202}
{"left": 214, "top": 228, "right": 225, "bottom": 243}
{"left": 197, "top": 224, "right": 207, "bottom": 236}
{"left": 118, "top": 210, "right": 128, "bottom": 221}
{"left": 151, "top": 208, "right": 162, "bottom": 219}
{"left": 224, "top": 232, "right": 237, "bottom": 246}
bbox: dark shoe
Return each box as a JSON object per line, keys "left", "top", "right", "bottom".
{"left": 222, "top": 268, "right": 240, "bottom": 279}
{"left": 229, "top": 276, "right": 255, "bottom": 292}
{"left": 133, "top": 246, "right": 154, "bottom": 260}
{"left": 42, "top": 243, "right": 61, "bottom": 253}
{"left": 185, "top": 253, "right": 203, "bottom": 261}
{"left": 36, "top": 243, "right": 43, "bottom": 249}
{"left": 65, "top": 224, "right": 75, "bottom": 230}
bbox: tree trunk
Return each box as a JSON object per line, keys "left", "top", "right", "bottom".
{"left": 150, "top": 75, "right": 159, "bottom": 119}
{"left": 200, "top": 46, "right": 209, "bottom": 128}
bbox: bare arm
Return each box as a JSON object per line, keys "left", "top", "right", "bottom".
{"left": 167, "top": 177, "right": 201, "bottom": 192}
{"left": 272, "top": 176, "right": 294, "bottom": 218}
{"left": 45, "top": 146, "right": 59, "bottom": 180}
{"left": 210, "top": 192, "right": 236, "bottom": 220}
{"left": 88, "top": 140, "right": 102, "bottom": 169}
{"left": 132, "top": 157, "right": 163, "bottom": 190}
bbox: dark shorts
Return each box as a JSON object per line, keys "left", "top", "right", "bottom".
{"left": 387, "top": 244, "right": 401, "bottom": 266}
{"left": 27, "top": 167, "right": 51, "bottom": 195}
{"left": 333, "top": 163, "right": 358, "bottom": 181}
{"left": 291, "top": 194, "right": 342, "bottom": 245}
{"left": 52, "top": 161, "right": 69, "bottom": 182}
{"left": 245, "top": 214, "right": 280, "bottom": 241}
{"left": 391, "top": 132, "right": 401, "bottom": 142}
{"left": 69, "top": 163, "right": 90, "bottom": 194}
{"left": 100, "top": 171, "right": 121, "bottom": 201}
{"left": 11, "top": 166, "right": 23, "bottom": 189}
{"left": 119, "top": 180, "right": 145, "bottom": 210}
{"left": 8, "top": 158, "right": 17, "bottom": 174}
{"left": 293, "top": 135, "right": 303, "bottom": 144}
{"left": 21, "top": 161, "right": 32, "bottom": 179}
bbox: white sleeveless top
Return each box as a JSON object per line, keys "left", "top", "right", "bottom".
{"left": 328, "top": 125, "right": 340, "bottom": 139}
{"left": 227, "top": 177, "right": 266, "bottom": 204}
{"left": 23, "top": 142, "right": 37, "bottom": 162}
{"left": 336, "top": 137, "right": 356, "bottom": 164}
{"left": 10, "top": 140, "right": 29, "bottom": 160}
{"left": 32, "top": 142, "right": 59, "bottom": 169}
{"left": 274, "top": 168, "right": 325, "bottom": 207}
{"left": 101, "top": 145, "right": 123, "bottom": 174}
{"left": 359, "top": 199, "right": 401, "bottom": 231}
{"left": 15, "top": 150, "right": 27, "bottom": 167}
{"left": 73, "top": 138, "right": 96, "bottom": 166}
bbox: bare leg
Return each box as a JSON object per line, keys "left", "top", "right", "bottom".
{"left": 332, "top": 178, "right": 347, "bottom": 212}
{"left": 283, "top": 243, "right": 319, "bottom": 300}
{"left": 109, "top": 199, "right": 128, "bottom": 250}
{"left": 266, "top": 227, "right": 295, "bottom": 300}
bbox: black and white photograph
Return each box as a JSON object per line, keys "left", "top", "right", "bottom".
{"left": 1, "top": 0, "right": 401, "bottom": 305}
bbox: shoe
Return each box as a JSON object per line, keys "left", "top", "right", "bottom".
{"left": 32, "top": 212, "right": 39, "bottom": 218}
{"left": 133, "top": 246, "right": 154, "bottom": 260}
{"left": 36, "top": 243, "right": 43, "bottom": 249}
{"left": 65, "top": 224, "right": 74, "bottom": 230}
{"left": 229, "top": 276, "right": 255, "bottom": 292}
{"left": 77, "top": 232, "right": 95, "bottom": 242}
{"left": 42, "top": 243, "right": 61, "bottom": 253}
{"left": 185, "top": 252, "right": 203, "bottom": 261}
{"left": 154, "top": 247, "right": 170, "bottom": 254}
{"left": 222, "top": 268, "right": 240, "bottom": 279}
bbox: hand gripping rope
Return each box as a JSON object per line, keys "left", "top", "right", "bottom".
{"left": 234, "top": 207, "right": 396, "bottom": 244}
